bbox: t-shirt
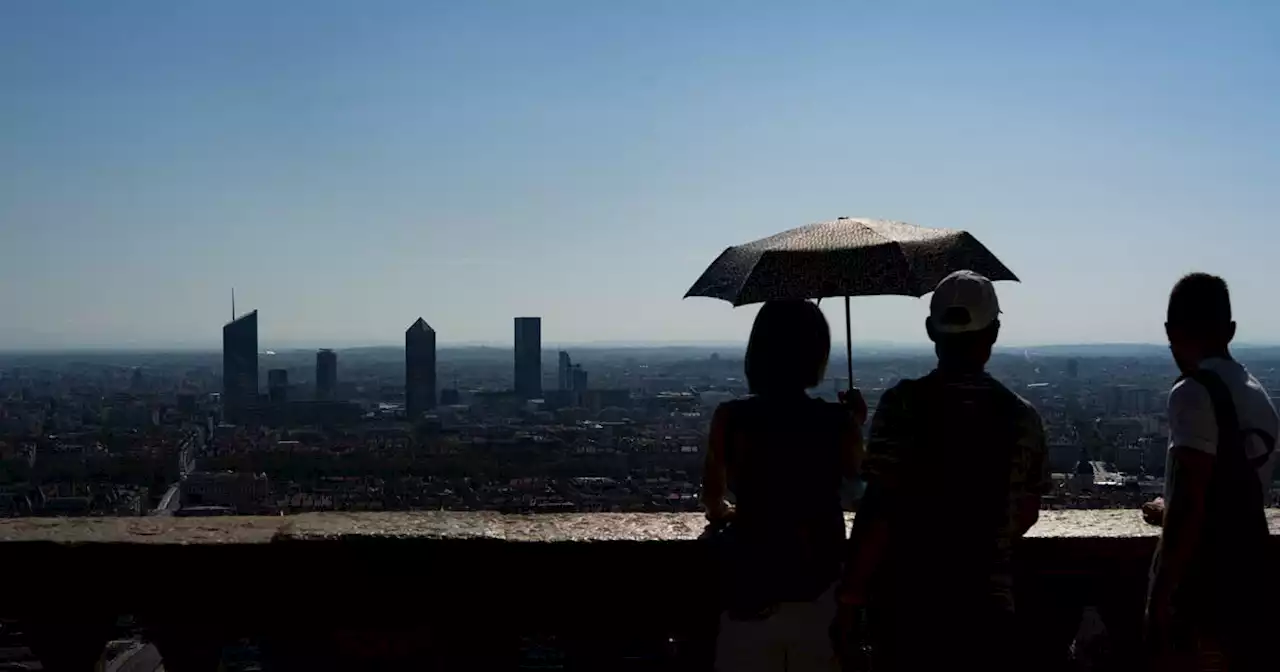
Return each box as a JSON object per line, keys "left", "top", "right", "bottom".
{"left": 1164, "top": 357, "right": 1279, "bottom": 502}
{"left": 1155, "top": 357, "right": 1279, "bottom": 634}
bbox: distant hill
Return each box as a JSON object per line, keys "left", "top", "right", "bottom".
{"left": 998, "top": 343, "right": 1280, "bottom": 359}
{"left": 1006, "top": 343, "right": 1167, "bottom": 358}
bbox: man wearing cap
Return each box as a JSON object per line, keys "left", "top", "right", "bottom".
{"left": 834, "top": 270, "right": 1049, "bottom": 671}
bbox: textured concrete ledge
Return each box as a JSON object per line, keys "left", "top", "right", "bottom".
{"left": 5, "top": 510, "right": 1279, "bottom": 671}
{"left": 0, "top": 515, "right": 285, "bottom": 544}
{"left": 3, "top": 509, "right": 1280, "bottom": 545}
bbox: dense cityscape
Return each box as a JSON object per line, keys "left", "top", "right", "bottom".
{"left": 5, "top": 308, "right": 1280, "bottom": 521}
{"left": 6, "top": 2, "right": 1276, "bottom": 669}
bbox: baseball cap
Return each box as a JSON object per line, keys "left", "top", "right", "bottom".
{"left": 928, "top": 270, "right": 1000, "bottom": 334}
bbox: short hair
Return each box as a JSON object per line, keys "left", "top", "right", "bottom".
{"left": 1167, "top": 273, "right": 1232, "bottom": 330}
{"left": 745, "top": 300, "right": 830, "bottom": 395}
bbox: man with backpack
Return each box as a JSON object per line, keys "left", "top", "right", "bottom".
{"left": 1146, "top": 273, "right": 1278, "bottom": 670}
{"left": 835, "top": 270, "right": 1049, "bottom": 671}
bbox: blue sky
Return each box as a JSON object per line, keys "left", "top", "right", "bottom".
{"left": 2, "top": 1, "right": 1278, "bottom": 350}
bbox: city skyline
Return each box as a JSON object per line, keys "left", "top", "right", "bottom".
{"left": 10, "top": 286, "right": 1280, "bottom": 355}
{"left": 16, "top": 338, "right": 1280, "bottom": 356}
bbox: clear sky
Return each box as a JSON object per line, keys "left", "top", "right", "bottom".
{"left": 3, "top": 1, "right": 1278, "bottom": 350}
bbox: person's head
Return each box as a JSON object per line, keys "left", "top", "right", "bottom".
{"left": 745, "top": 299, "right": 830, "bottom": 395}
{"left": 925, "top": 270, "right": 1001, "bottom": 370}
{"left": 1165, "top": 272, "right": 1235, "bottom": 374}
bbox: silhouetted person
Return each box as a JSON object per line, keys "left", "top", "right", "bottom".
{"left": 1145, "top": 273, "right": 1277, "bottom": 670}
{"left": 836, "top": 270, "right": 1048, "bottom": 672}
{"left": 702, "top": 299, "right": 866, "bottom": 672}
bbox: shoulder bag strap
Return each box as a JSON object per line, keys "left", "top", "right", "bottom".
{"left": 1182, "top": 370, "right": 1242, "bottom": 463}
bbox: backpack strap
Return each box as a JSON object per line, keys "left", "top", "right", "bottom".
{"left": 1181, "top": 370, "right": 1276, "bottom": 470}
{"left": 1181, "top": 370, "right": 1241, "bottom": 461}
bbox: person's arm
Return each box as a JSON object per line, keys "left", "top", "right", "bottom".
{"left": 1150, "top": 382, "right": 1217, "bottom": 611}
{"left": 838, "top": 389, "right": 868, "bottom": 482}
{"left": 838, "top": 386, "right": 905, "bottom": 606}
{"left": 701, "top": 404, "right": 733, "bottom": 521}
{"left": 839, "top": 422, "right": 865, "bottom": 483}
{"left": 1014, "top": 405, "right": 1049, "bottom": 537}
{"left": 1152, "top": 448, "right": 1213, "bottom": 595}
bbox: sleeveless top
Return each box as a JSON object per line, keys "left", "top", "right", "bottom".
{"left": 718, "top": 393, "right": 849, "bottom": 607}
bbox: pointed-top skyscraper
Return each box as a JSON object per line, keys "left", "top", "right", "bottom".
{"left": 406, "top": 318, "right": 437, "bottom": 418}
{"left": 223, "top": 309, "right": 258, "bottom": 423}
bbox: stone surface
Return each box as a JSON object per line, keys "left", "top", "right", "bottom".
{"left": 280, "top": 510, "right": 710, "bottom": 542}
{"left": 1030, "top": 508, "right": 1280, "bottom": 537}
{"left": 2, "top": 509, "right": 1280, "bottom": 545}
{"left": 281, "top": 511, "right": 505, "bottom": 541}
{"left": 0, "top": 514, "right": 285, "bottom": 544}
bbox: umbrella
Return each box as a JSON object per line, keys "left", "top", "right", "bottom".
{"left": 684, "top": 217, "right": 1019, "bottom": 388}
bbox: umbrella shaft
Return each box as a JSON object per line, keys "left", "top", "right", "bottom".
{"left": 844, "top": 296, "right": 853, "bottom": 390}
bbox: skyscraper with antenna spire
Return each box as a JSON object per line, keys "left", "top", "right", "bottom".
{"left": 222, "top": 299, "right": 258, "bottom": 424}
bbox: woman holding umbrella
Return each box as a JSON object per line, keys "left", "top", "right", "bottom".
{"left": 701, "top": 299, "right": 866, "bottom": 672}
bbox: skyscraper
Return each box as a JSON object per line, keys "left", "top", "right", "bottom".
{"left": 315, "top": 349, "right": 337, "bottom": 401}
{"left": 558, "top": 351, "right": 573, "bottom": 391}
{"left": 406, "top": 318, "right": 437, "bottom": 418}
{"left": 222, "top": 310, "right": 258, "bottom": 423}
{"left": 268, "top": 368, "right": 288, "bottom": 405}
{"left": 129, "top": 367, "right": 145, "bottom": 393}
{"left": 514, "top": 317, "right": 542, "bottom": 399}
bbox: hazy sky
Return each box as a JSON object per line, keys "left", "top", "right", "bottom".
{"left": 3, "top": 1, "right": 1278, "bottom": 350}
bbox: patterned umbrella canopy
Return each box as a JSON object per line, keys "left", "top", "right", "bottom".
{"left": 684, "top": 217, "right": 1018, "bottom": 305}
{"left": 684, "top": 217, "right": 1019, "bottom": 388}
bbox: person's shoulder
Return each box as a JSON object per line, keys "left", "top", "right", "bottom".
{"left": 1168, "top": 375, "right": 1211, "bottom": 410}
{"left": 1235, "top": 370, "right": 1279, "bottom": 430}
{"left": 806, "top": 395, "right": 843, "bottom": 411}
{"left": 884, "top": 377, "right": 917, "bottom": 392}
{"left": 713, "top": 397, "right": 750, "bottom": 421}
{"left": 887, "top": 373, "right": 937, "bottom": 395}
{"left": 977, "top": 374, "right": 1034, "bottom": 407}
{"left": 1166, "top": 375, "right": 1219, "bottom": 454}
{"left": 805, "top": 396, "right": 854, "bottom": 428}
{"left": 875, "top": 377, "right": 922, "bottom": 408}
{"left": 1011, "top": 392, "right": 1043, "bottom": 423}
{"left": 971, "top": 375, "right": 1042, "bottom": 433}
{"left": 1235, "top": 367, "right": 1275, "bottom": 405}
{"left": 998, "top": 387, "right": 1044, "bottom": 435}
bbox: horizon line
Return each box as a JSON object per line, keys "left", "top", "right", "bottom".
{"left": 3, "top": 340, "right": 1279, "bottom": 355}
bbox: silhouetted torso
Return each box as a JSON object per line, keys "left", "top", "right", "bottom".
{"left": 865, "top": 370, "right": 1044, "bottom": 608}
{"left": 720, "top": 393, "right": 847, "bottom": 607}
